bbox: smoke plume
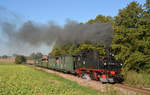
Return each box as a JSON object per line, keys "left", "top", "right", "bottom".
{"left": 0, "top": 7, "right": 113, "bottom": 56}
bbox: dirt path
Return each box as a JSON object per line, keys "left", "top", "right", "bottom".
{"left": 34, "top": 66, "right": 150, "bottom": 95}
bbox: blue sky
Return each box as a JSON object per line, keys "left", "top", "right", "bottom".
{"left": 0, "top": 0, "right": 145, "bottom": 25}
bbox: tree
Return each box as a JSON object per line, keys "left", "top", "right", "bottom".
{"left": 86, "top": 19, "right": 96, "bottom": 24}
{"left": 2, "top": 55, "right": 8, "bottom": 59}
{"left": 29, "top": 52, "right": 43, "bottom": 60}
{"left": 35, "top": 52, "right": 43, "bottom": 59}
{"left": 112, "top": 1, "right": 150, "bottom": 73}
{"left": 29, "top": 53, "right": 36, "bottom": 59}
{"left": 15, "top": 56, "right": 26, "bottom": 64}
{"left": 112, "top": 1, "right": 142, "bottom": 71}
{"left": 49, "top": 42, "right": 105, "bottom": 57}
{"left": 144, "top": 0, "right": 150, "bottom": 12}
{"left": 74, "top": 43, "right": 105, "bottom": 56}
{"left": 49, "top": 45, "right": 63, "bottom": 56}
{"left": 86, "top": 14, "right": 113, "bottom": 24}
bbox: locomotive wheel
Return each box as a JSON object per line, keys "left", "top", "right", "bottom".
{"left": 90, "top": 72, "right": 95, "bottom": 80}
{"left": 98, "top": 77, "right": 108, "bottom": 84}
{"left": 81, "top": 72, "right": 91, "bottom": 80}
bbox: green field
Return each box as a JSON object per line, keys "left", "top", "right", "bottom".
{"left": 0, "top": 63, "right": 103, "bottom": 95}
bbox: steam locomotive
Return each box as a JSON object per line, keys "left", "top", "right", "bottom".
{"left": 35, "top": 49, "right": 123, "bottom": 83}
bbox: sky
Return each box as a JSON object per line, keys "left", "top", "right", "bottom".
{"left": 0, "top": 0, "right": 145, "bottom": 24}
{"left": 0, "top": 0, "right": 146, "bottom": 56}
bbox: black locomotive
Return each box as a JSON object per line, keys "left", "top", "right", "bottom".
{"left": 74, "top": 50, "right": 123, "bottom": 83}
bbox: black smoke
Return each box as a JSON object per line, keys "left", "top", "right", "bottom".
{"left": 0, "top": 7, "right": 113, "bottom": 55}
{"left": 1, "top": 20, "right": 113, "bottom": 46}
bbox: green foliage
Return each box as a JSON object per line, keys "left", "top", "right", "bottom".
{"left": 49, "top": 45, "right": 64, "bottom": 56}
{"left": 2, "top": 55, "right": 8, "bottom": 59}
{"left": 86, "top": 14, "right": 113, "bottom": 24}
{"left": 29, "top": 52, "right": 43, "bottom": 60}
{"left": 144, "top": 0, "right": 150, "bottom": 12}
{"left": 112, "top": 1, "right": 150, "bottom": 73}
{"left": 74, "top": 43, "right": 105, "bottom": 56}
{"left": 49, "top": 43, "right": 78, "bottom": 56}
{"left": 15, "top": 56, "right": 26, "bottom": 64}
{"left": 49, "top": 42, "right": 105, "bottom": 57}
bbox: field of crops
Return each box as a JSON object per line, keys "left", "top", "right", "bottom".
{"left": 0, "top": 63, "right": 102, "bottom": 95}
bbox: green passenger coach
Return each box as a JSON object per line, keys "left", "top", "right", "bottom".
{"left": 35, "top": 56, "right": 76, "bottom": 73}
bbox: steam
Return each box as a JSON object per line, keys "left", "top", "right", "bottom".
{"left": 0, "top": 7, "right": 113, "bottom": 56}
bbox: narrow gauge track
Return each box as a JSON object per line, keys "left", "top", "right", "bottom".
{"left": 114, "top": 84, "right": 150, "bottom": 95}
{"left": 32, "top": 65, "right": 150, "bottom": 95}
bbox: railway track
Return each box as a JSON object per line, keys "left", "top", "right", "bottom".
{"left": 114, "top": 84, "right": 150, "bottom": 95}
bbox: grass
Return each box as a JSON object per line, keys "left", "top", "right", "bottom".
{"left": 0, "top": 61, "right": 14, "bottom": 65}
{"left": 104, "top": 86, "right": 128, "bottom": 95}
{"left": 0, "top": 63, "right": 104, "bottom": 95}
{"left": 124, "top": 71, "right": 150, "bottom": 88}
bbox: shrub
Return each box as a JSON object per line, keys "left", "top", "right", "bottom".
{"left": 2, "top": 55, "right": 8, "bottom": 59}
{"left": 15, "top": 56, "right": 26, "bottom": 64}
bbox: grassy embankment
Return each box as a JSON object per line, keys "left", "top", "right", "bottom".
{"left": 124, "top": 71, "right": 150, "bottom": 88}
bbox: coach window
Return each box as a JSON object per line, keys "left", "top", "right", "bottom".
{"left": 56, "top": 57, "right": 59, "bottom": 64}
{"left": 77, "top": 57, "right": 81, "bottom": 62}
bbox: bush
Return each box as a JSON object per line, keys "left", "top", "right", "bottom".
{"left": 2, "top": 55, "right": 8, "bottom": 59}
{"left": 15, "top": 56, "right": 26, "bottom": 64}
